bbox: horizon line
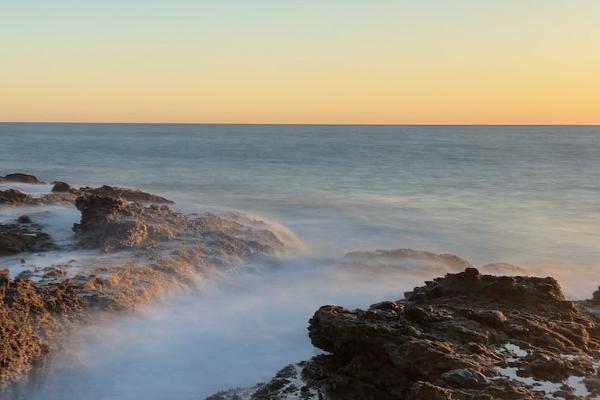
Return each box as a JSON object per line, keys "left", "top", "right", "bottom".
{"left": 1, "top": 121, "right": 599, "bottom": 127}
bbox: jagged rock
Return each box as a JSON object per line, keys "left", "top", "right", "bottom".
{"left": 0, "top": 178, "right": 291, "bottom": 394}
{"left": 72, "top": 195, "right": 184, "bottom": 250}
{"left": 51, "top": 181, "right": 72, "bottom": 193}
{"left": 205, "top": 363, "right": 321, "bottom": 400}
{"left": 1, "top": 173, "right": 43, "bottom": 184}
{"left": 305, "top": 268, "right": 599, "bottom": 399}
{"left": 72, "top": 195, "right": 285, "bottom": 260}
{"left": 0, "top": 223, "right": 55, "bottom": 256}
{"left": 213, "top": 268, "right": 600, "bottom": 399}
{"left": 78, "top": 185, "right": 173, "bottom": 204}
{"left": 440, "top": 368, "right": 489, "bottom": 388}
{"left": 0, "top": 269, "right": 84, "bottom": 389}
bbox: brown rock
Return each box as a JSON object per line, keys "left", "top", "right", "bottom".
{"left": 51, "top": 181, "right": 72, "bottom": 192}
{"left": 1, "top": 173, "right": 43, "bottom": 184}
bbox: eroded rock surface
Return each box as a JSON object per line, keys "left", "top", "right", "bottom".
{"left": 0, "top": 223, "right": 55, "bottom": 256}
{"left": 0, "top": 269, "right": 84, "bottom": 390}
{"left": 78, "top": 185, "right": 173, "bottom": 204}
{"left": 0, "top": 179, "right": 290, "bottom": 393}
{"left": 210, "top": 268, "right": 600, "bottom": 400}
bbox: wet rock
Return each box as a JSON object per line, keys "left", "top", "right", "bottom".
{"left": 215, "top": 268, "right": 600, "bottom": 399}
{"left": 0, "top": 223, "right": 55, "bottom": 256}
{"left": 407, "top": 381, "right": 454, "bottom": 400}
{"left": 0, "top": 178, "right": 290, "bottom": 394}
{"left": 440, "top": 368, "right": 489, "bottom": 388}
{"left": 51, "top": 181, "right": 72, "bottom": 193}
{"left": 16, "top": 216, "right": 31, "bottom": 224}
{"left": 79, "top": 185, "right": 173, "bottom": 204}
{"left": 0, "top": 189, "right": 32, "bottom": 205}
{"left": 72, "top": 195, "right": 285, "bottom": 260}
{"left": 1, "top": 173, "right": 43, "bottom": 184}
{"left": 0, "top": 270, "right": 84, "bottom": 389}
{"left": 72, "top": 195, "right": 186, "bottom": 250}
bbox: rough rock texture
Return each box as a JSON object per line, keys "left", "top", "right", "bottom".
{"left": 78, "top": 185, "right": 173, "bottom": 204}
{"left": 210, "top": 268, "right": 600, "bottom": 400}
{"left": 73, "top": 195, "right": 185, "bottom": 250}
{"left": 1, "top": 174, "right": 43, "bottom": 184}
{"left": 0, "top": 269, "right": 84, "bottom": 389}
{"left": 0, "top": 223, "right": 55, "bottom": 256}
{"left": 0, "top": 182, "right": 289, "bottom": 392}
{"left": 206, "top": 363, "right": 320, "bottom": 400}
{"left": 72, "top": 194, "right": 285, "bottom": 259}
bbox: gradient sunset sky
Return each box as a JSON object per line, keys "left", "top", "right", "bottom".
{"left": 1, "top": 1, "right": 599, "bottom": 124}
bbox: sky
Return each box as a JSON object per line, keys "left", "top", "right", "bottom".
{"left": 1, "top": 0, "right": 599, "bottom": 124}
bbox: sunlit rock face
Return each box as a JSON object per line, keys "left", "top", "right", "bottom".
{"left": 210, "top": 268, "right": 600, "bottom": 400}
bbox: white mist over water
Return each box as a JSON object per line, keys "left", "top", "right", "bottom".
{"left": 24, "top": 259, "right": 426, "bottom": 400}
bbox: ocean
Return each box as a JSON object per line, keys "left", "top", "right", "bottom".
{"left": 1, "top": 123, "right": 600, "bottom": 399}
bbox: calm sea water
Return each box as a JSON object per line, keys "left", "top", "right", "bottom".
{"left": 2, "top": 123, "right": 599, "bottom": 269}
{"left": 2, "top": 123, "right": 600, "bottom": 399}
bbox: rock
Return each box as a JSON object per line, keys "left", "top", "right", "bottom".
{"left": 408, "top": 382, "right": 454, "bottom": 400}
{"left": 72, "top": 195, "right": 186, "bottom": 250}
{"left": 440, "top": 368, "right": 489, "bottom": 388}
{"left": 0, "top": 270, "right": 84, "bottom": 389}
{"left": 78, "top": 185, "right": 173, "bottom": 204}
{"left": 0, "top": 223, "right": 55, "bottom": 256}
{"left": 72, "top": 195, "right": 285, "bottom": 260}
{"left": 1, "top": 173, "right": 43, "bottom": 184}
{"left": 214, "top": 268, "right": 600, "bottom": 399}
{"left": 16, "top": 216, "right": 31, "bottom": 224}
{"left": 591, "top": 287, "right": 600, "bottom": 304}
{"left": 0, "top": 178, "right": 291, "bottom": 394}
{"left": 51, "top": 181, "right": 72, "bottom": 192}
{"left": 0, "top": 189, "right": 32, "bottom": 205}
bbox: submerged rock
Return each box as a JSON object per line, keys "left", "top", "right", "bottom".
{"left": 210, "top": 268, "right": 600, "bottom": 400}
{"left": 341, "top": 248, "right": 473, "bottom": 275}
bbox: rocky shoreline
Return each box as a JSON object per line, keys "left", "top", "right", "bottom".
{"left": 207, "top": 270, "right": 600, "bottom": 400}
{"left": 0, "top": 173, "right": 288, "bottom": 396}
